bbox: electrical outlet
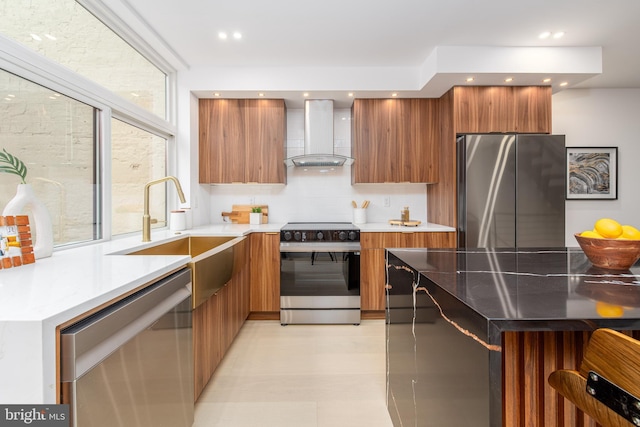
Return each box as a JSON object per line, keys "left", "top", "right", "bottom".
{"left": 384, "top": 196, "right": 391, "bottom": 207}
{"left": 249, "top": 197, "right": 255, "bottom": 205}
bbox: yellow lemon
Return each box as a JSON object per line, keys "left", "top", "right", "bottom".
{"left": 580, "top": 230, "right": 602, "bottom": 238}
{"left": 596, "top": 301, "right": 624, "bottom": 318}
{"left": 594, "top": 218, "right": 623, "bottom": 239}
{"left": 621, "top": 224, "right": 640, "bottom": 240}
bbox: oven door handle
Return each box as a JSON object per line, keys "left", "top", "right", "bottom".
{"left": 279, "top": 242, "right": 361, "bottom": 252}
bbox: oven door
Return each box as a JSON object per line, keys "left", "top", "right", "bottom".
{"left": 280, "top": 242, "right": 360, "bottom": 325}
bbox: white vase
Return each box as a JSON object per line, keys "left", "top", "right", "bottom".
{"left": 3, "top": 183, "right": 54, "bottom": 259}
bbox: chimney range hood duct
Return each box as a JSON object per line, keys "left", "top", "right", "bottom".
{"left": 284, "top": 99, "right": 354, "bottom": 167}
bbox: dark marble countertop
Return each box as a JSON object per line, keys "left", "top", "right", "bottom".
{"left": 387, "top": 247, "right": 640, "bottom": 331}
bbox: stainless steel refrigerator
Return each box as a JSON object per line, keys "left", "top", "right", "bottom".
{"left": 457, "top": 134, "right": 566, "bottom": 248}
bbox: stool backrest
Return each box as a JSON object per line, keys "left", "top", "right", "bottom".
{"left": 549, "top": 328, "right": 640, "bottom": 427}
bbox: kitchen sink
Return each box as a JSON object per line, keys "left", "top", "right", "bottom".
{"left": 126, "top": 236, "right": 246, "bottom": 309}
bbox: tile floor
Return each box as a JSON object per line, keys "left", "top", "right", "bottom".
{"left": 193, "top": 319, "right": 393, "bottom": 427}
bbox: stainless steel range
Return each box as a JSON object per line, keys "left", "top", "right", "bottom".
{"left": 280, "top": 222, "right": 360, "bottom": 325}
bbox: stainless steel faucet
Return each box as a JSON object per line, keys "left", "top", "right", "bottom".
{"left": 142, "top": 176, "right": 187, "bottom": 242}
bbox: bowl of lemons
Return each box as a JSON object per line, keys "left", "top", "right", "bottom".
{"left": 575, "top": 218, "right": 640, "bottom": 270}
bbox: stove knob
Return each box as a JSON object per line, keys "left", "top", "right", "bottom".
{"left": 338, "top": 231, "right": 347, "bottom": 241}
{"left": 316, "top": 231, "right": 324, "bottom": 241}
{"left": 348, "top": 231, "right": 357, "bottom": 241}
{"left": 294, "top": 231, "right": 302, "bottom": 241}
{"left": 283, "top": 231, "right": 292, "bottom": 241}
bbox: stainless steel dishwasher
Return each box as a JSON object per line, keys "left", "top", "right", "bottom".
{"left": 60, "top": 268, "right": 193, "bottom": 427}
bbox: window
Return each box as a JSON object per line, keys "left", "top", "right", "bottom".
{"left": 111, "top": 119, "right": 167, "bottom": 235}
{"left": 0, "top": 0, "right": 175, "bottom": 247}
{"left": 0, "top": 0, "right": 167, "bottom": 119}
{"left": 0, "top": 69, "right": 98, "bottom": 246}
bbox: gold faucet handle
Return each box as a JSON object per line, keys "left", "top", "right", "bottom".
{"left": 150, "top": 218, "right": 158, "bottom": 224}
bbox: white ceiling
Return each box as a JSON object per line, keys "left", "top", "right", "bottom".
{"left": 111, "top": 0, "right": 640, "bottom": 107}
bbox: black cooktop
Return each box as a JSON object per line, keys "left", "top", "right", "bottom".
{"left": 281, "top": 222, "right": 359, "bottom": 242}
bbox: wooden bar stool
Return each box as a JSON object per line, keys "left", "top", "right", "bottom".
{"left": 548, "top": 328, "right": 640, "bottom": 426}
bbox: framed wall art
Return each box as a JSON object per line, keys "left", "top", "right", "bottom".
{"left": 566, "top": 146, "right": 618, "bottom": 200}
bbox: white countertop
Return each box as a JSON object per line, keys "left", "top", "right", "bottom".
{"left": 356, "top": 222, "right": 456, "bottom": 232}
{"left": 0, "top": 220, "right": 451, "bottom": 403}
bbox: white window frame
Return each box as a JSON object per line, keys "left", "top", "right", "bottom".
{"left": 0, "top": 27, "right": 178, "bottom": 246}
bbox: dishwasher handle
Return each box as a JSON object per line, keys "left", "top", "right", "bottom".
{"left": 60, "top": 268, "right": 192, "bottom": 381}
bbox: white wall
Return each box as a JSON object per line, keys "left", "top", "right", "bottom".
{"left": 552, "top": 88, "right": 640, "bottom": 246}
{"left": 205, "top": 107, "right": 428, "bottom": 224}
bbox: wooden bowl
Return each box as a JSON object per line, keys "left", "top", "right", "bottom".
{"left": 574, "top": 233, "right": 640, "bottom": 270}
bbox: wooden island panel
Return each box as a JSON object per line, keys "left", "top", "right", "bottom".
{"left": 502, "top": 330, "right": 609, "bottom": 427}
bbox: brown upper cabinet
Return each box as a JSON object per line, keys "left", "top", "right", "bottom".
{"left": 199, "top": 99, "right": 287, "bottom": 184}
{"left": 351, "top": 98, "right": 439, "bottom": 184}
{"left": 453, "top": 86, "right": 552, "bottom": 134}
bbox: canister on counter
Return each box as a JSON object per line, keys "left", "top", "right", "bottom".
{"left": 401, "top": 206, "right": 410, "bottom": 222}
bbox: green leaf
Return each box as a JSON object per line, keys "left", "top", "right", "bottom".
{"left": 0, "top": 149, "right": 27, "bottom": 184}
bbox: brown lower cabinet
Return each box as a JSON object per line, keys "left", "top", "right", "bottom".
{"left": 192, "top": 240, "right": 250, "bottom": 401}
{"left": 360, "top": 231, "right": 456, "bottom": 312}
{"left": 192, "top": 232, "right": 282, "bottom": 400}
{"left": 248, "top": 232, "right": 281, "bottom": 319}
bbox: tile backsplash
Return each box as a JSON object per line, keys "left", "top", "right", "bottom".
{"left": 207, "top": 108, "right": 428, "bottom": 224}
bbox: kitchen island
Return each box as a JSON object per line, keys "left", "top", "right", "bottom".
{"left": 385, "top": 247, "right": 640, "bottom": 427}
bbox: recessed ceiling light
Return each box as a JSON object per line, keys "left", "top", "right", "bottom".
{"left": 44, "top": 34, "right": 56, "bottom": 41}
{"left": 130, "top": 92, "right": 140, "bottom": 97}
{"left": 539, "top": 31, "right": 551, "bottom": 39}
{"left": 543, "top": 78, "right": 551, "bottom": 83}
{"left": 559, "top": 82, "right": 569, "bottom": 87}
{"left": 30, "top": 33, "right": 42, "bottom": 41}
{"left": 553, "top": 31, "right": 565, "bottom": 39}
{"left": 258, "top": 93, "right": 265, "bottom": 97}
{"left": 213, "top": 92, "right": 220, "bottom": 97}
{"left": 233, "top": 32, "right": 242, "bottom": 40}
{"left": 303, "top": 93, "right": 309, "bottom": 97}
{"left": 466, "top": 77, "right": 474, "bottom": 83}
{"left": 348, "top": 93, "right": 354, "bottom": 97}
{"left": 218, "top": 32, "right": 228, "bottom": 40}
{"left": 505, "top": 77, "right": 513, "bottom": 83}
{"left": 391, "top": 93, "right": 398, "bottom": 97}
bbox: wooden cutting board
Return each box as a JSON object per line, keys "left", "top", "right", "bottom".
{"left": 221, "top": 205, "right": 269, "bottom": 224}
{"left": 388, "top": 219, "right": 422, "bottom": 227}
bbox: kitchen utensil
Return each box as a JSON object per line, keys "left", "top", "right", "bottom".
{"left": 362, "top": 200, "right": 370, "bottom": 209}
{"left": 351, "top": 200, "right": 357, "bottom": 208}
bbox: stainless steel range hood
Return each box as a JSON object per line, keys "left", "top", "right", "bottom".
{"left": 284, "top": 99, "right": 354, "bottom": 167}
